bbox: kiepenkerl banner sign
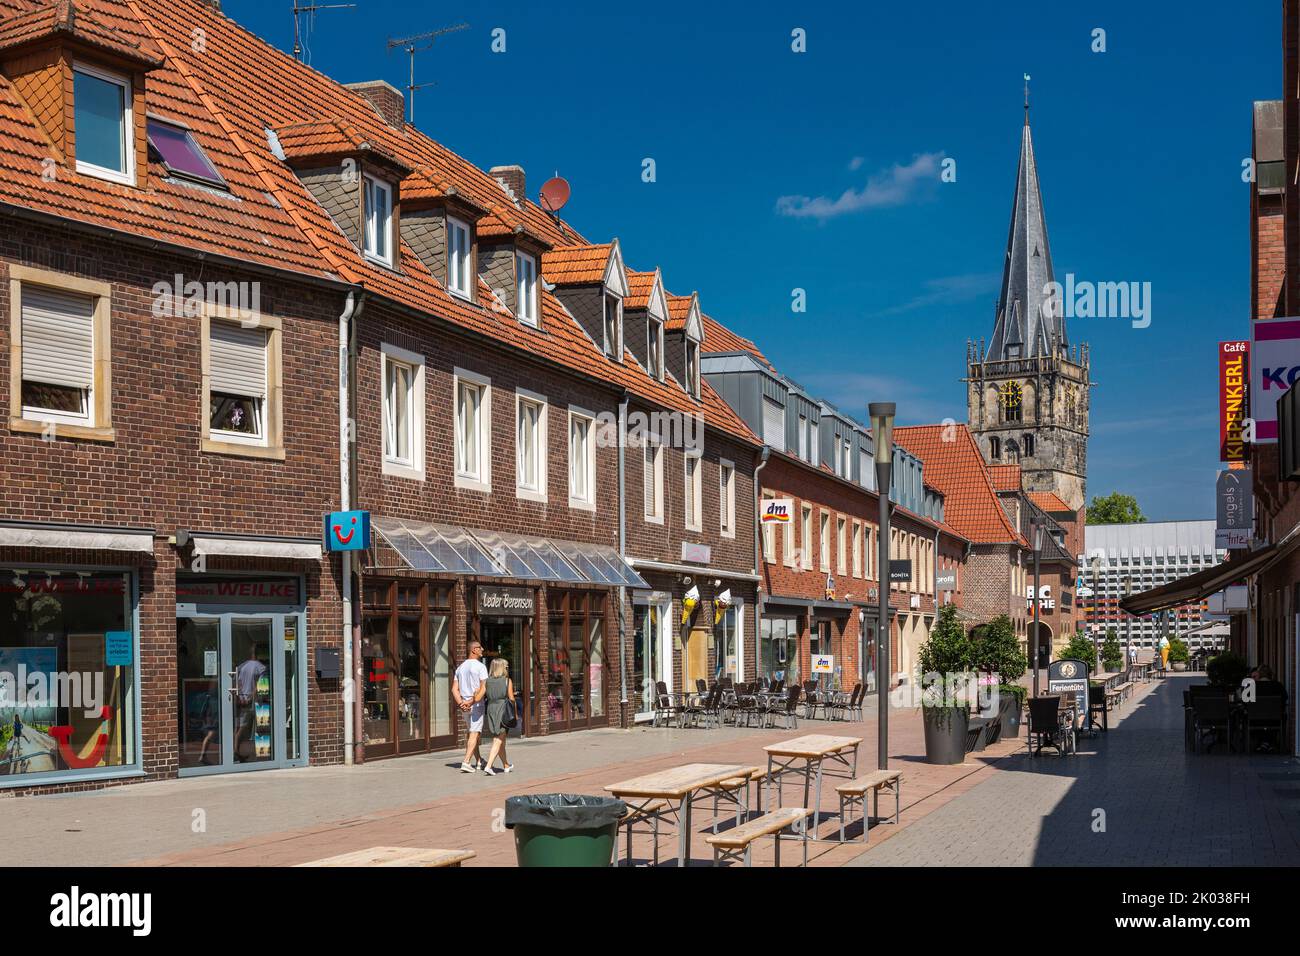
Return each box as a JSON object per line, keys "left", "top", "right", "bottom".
{"left": 1248, "top": 317, "right": 1300, "bottom": 443}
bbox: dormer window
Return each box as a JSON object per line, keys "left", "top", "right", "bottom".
{"left": 448, "top": 216, "right": 473, "bottom": 298}
{"left": 74, "top": 62, "right": 134, "bottom": 185}
{"left": 603, "top": 293, "right": 623, "bottom": 360}
{"left": 363, "top": 174, "right": 394, "bottom": 266}
{"left": 516, "top": 251, "right": 539, "bottom": 326}
{"left": 147, "top": 118, "right": 224, "bottom": 188}
{"left": 648, "top": 315, "right": 664, "bottom": 380}
{"left": 685, "top": 339, "right": 701, "bottom": 398}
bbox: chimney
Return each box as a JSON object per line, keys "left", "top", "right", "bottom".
{"left": 490, "top": 165, "right": 526, "bottom": 204}
{"left": 346, "top": 80, "right": 405, "bottom": 129}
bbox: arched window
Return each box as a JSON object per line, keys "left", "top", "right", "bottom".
{"left": 990, "top": 436, "right": 1001, "bottom": 460}
{"left": 1023, "top": 433, "right": 1035, "bottom": 457}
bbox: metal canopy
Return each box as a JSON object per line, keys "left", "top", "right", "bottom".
{"left": 372, "top": 516, "right": 646, "bottom": 588}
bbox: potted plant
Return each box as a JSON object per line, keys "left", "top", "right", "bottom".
{"left": 1101, "top": 629, "right": 1124, "bottom": 673}
{"left": 1060, "top": 632, "right": 1098, "bottom": 675}
{"left": 1207, "top": 651, "right": 1249, "bottom": 689}
{"left": 917, "top": 604, "right": 973, "bottom": 764}
{"left": 971, "top": 614, "right": 1026, "bottom": 738}
{"left": 1167, "top": 637, "right": 1190, "bottom": 672}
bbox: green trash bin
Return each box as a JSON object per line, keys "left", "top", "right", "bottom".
{"left": 505, "top": 794, "right": 627, "bottom": 867}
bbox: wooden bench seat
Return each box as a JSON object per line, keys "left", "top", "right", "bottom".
{"left": 834, "top": 770, "right": 902, "bottom": 842}
{"left": 704, "top": 807, "right": 812, "bottom": 867}
{"left": 296, "top": 846, "right": 475, "bottom": 867}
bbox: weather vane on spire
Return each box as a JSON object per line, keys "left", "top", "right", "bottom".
{"left": 1024, "top": 72, "right": 1031, "bottom": 123}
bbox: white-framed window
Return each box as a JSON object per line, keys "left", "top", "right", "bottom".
{"left": 15, "top": 284, "right": 96, "bottom": 428}
{"left": 515, "top": 388, "right": 547, "bottom": 501}
{"left": 648, "top": 316, "right": 664, "bottom": 380}
{"left": 837, "top": 516, "right": 847, "bottom": 575}
{"left": 684, "top": 339, "right": 701, "bottom": 398}
{"left": 516, "top": 251, "right": 539, "bottom": 326}
{"left": 852, "top": 521, "right": 863, "bottom": 578}
{"left": 603, "top": 292, "right": 623, "bottom": 359}
{"left": 453, "top": 367, "right": 491, "bottom": 492}
{"left": 643, "top": 437, "right": 664, "bottom": 523}
{"left": 684, "top": 452, "right": 702, "bottom": 532}
{"left": 568, "top": 405, "right": 596, "bottom": 509}
{"left": 719, "top": 458, "right": 735, "bottom": 538}
{"left": 864, "top": 525, "right": 873, "bottom": 580}
{"left": 208, "top": 320, "right": 268, "bottom": 447}
{"left": 841, "top": 437, "right": 852, "bottom": 478}
{"left": 381, "top": 343, "right": 424, "bottom": 480}
{"left": 73, "top": 62, "right": 134, "bottom": 185}
{"left": 801, "top": 503, "right": 813, "bottom": 571}
{"left": 819, "top": 510, "right": 830, "bottom": 572}
{"left": 782, "top": 499, "right": 796, "bottom": 566}
{"left": 447, "top": 216, "right": 473, "bottom": 298}
{"left": 363, "top": 174, "right": 393, "bottom": 265}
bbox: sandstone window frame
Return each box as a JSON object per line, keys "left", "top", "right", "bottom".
{"left": 200, "top": 307, "right": 283, "bottom": 461}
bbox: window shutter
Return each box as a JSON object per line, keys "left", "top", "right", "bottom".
{"left": 210, "top": 322, "right": 267, "bottom": 397}
{"left": 644, "top": 445, "right": 656, "bottom": 514}
{"left": 762, "top": 397, "right": 784, "bottom": 447}
{"left": 21, "top": 286, "right": 95, "bottom": 389}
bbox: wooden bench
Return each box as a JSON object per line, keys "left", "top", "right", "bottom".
{"left": 707, "top": 765, "right": 770, "bottom": 830}
{"left": 617, "top": 798, "right": 670, "bottom": 867}
{"left": 834, "top": 770, "right": 902, "bottom": 843}
{"left": 1105, "top": 687, "right": 1122, "bottom": 710}
{"left": 1115, "top": 682, "right": 1134, "bottom": 706}
{"left": 296, "top": 846, "right": 475, "bottom": 867}
{"left": 704, "top": 807, "right": 813, "bottom": 867}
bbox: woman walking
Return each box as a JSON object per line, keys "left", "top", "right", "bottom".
{"left": 482, "top": 657, "right": 515, "bottom": 775}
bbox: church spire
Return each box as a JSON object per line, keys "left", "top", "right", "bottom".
{"left": 987, "top": 91, "right": 1066, "bottom": 361}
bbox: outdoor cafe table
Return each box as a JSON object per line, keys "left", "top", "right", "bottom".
{"left": 762, "top": 734, "right": 862, "bottom": 836}
{"left": 605, "top": 763, "right": 749, "bottom": 866}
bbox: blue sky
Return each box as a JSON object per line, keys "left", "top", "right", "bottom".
{"left": 227, "top": 0, "right": 1275, "bottom": 521}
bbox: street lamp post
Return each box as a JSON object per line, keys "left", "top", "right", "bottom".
{"left": 1123, "top": 575, "right": 1133, "bottom": 668}
{"left": 870, "top": 402, "right": 895, "bottom": 772}
{"left": 1090, "top": 554, "right": 1103, "bottom": 674}
{"left": 1031, "top": 516, "right": 1043, "bottom": 699}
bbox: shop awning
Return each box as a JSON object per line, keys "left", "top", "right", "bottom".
{"left": 1119, "top": 545, "right": 1279, "bottom": 615}
{"left": 0, "top": 522, "right": 154, "bottom": 553}
{"left": 372, "top": 516, "right": 647, "bottom": 587}
{"left": 626, "top": 555, "right": 761, "bottom": 583}
{"left": 187, "top": 533, "right": 322, "bottom": 561}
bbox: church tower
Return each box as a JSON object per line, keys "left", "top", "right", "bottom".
{"left": 967, "top": 98, "right": 1092, "bottom": 512}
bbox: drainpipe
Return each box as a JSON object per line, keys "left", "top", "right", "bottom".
{"left": 933, "top": 527, "right": 941, "bottom": 613}
{"left": 338, "top": 289, "right": 358, "bottom": 765}
{"left": 347, "top": 291, "right": 367, "bottom": 765}
{"left": 752, "top": 446, "right": 771, "bottom": 680}
{"left": 617, "top": 391, "right": 630, "bottom": 725}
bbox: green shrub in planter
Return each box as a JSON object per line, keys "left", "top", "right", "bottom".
{"left": 1207, "top": 652, "right": 1249, "bottom": 688}
{"left": 1167, "top": 637, "right": 1190, "bottom": 664}
{"left": 1101, "top": 629, "right": 1124, "bottom": 672}
{"left": 971, "top": 614, "right": 1026, "bottom": 685}
{"left": 1060, "top": 633, "right": 1098, "bottom": 674}
{"left": 917, "top": 605, "right": 973, "bottom": 764}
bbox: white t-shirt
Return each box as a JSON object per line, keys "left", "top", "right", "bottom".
{"left": 455, "top": 657, "right": 488, "bottom": 704}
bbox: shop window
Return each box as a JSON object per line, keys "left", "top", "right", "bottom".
{"left": 714, "top": 604, "right": 742, "bottom": 679}
{"left": 453, "top": 368, "right": 491, "bottom": 491}
{"left": 9, "top": 266, "right": 115, "bottom": 441}
{"left": 0, "top": 569, "right": 137, "bottom": 786}
{"left": 73, "top": 62, "right": 134, "bottom": 185}
{"left": 382, "top": 343, "right": 424, "bottom": 480}
{"left": 568, "top": 406, "right": 596, "bottom": 509}
{"left": 760, "top": 615, "right": 799, "bottom": 685}
{"left": 515, "top": 389, "right": 547, "bottom": 501}
{"left": 203, "top": 311, "right": 283, "bottom": 459}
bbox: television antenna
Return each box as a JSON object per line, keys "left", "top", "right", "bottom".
{"left": 386, "top": 23, "right": 470, "bottom": 125}
{"left": 292, "top": 1, "right": 356, "bottom": 64}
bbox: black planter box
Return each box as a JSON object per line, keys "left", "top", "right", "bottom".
{"left": 922, "top": 706, "right": 969, "bottom": 764}
{"left": 998, "top": 693, "right": 1022, "bottom": 739}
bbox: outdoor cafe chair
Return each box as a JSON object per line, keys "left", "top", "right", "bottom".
{"left": 683, "top": 683, "right": 725, "bottom": 729}
{"left": 1244, "top": 695, "right": 1286, "bottom": 753}
{"left": 653, "top": 681, "right": 680, "bottom": 729}
{"left": 1026, "top": 696, "right": 1069, "bottom": 757}
{"left": 767, "top": 685, "right": 802, "bottom": 729}
{"left": 1191, "top": 697, "right": 1233, "bottom": 753}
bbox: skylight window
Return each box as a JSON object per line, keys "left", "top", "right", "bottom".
{"left": 146, "top": 118, "right": 225, "bottom": 188}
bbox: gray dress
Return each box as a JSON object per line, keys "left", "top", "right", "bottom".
{"left": 484, "top": 676, "right": 512, "bottom": 736}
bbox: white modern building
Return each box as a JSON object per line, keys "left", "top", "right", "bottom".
{"left": 1080, "top": 520, "right": 1226, "bottom": 650}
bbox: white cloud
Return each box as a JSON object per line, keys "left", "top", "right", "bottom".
{"left": 847, "top": 156, "right": 865, "bottom": 171}
{"left": 776, "top": 152, "right": 944, "bottom": 220}
{"left": 871, "top": 272, "right": 1000, "bottom": 318}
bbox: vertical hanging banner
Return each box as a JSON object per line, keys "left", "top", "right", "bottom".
{"left": 1249, "top": 318, "right": 1300, "bottom": 443}
{"left": 1219, "top": 340, "right": 1249, "bottom": 462}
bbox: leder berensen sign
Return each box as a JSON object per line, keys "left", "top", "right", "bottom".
{"left": 477, "top": 586, "right": 535, "bottom": 616}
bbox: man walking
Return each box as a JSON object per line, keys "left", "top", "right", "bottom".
{"left": 454, "top": 641, "right": 489, "bottom": 772}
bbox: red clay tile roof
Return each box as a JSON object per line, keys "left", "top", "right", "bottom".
{"left": 987, "top": 464, "right": 1022, "bottom": 492}
{"left": 701, "top": 311, "right": 770, "bottom": 364}
{"left": 665, "top": 292, "right": 695, "bottom": 330}
{"left": 0, "top": 0, "right": 162, "bottom": 65}
{"left": 1028, "top": 491, "right": 1073, "bottom": 514}
{"left": 625, "top": 268, "right": 659, "bottom": 310}
{"left": 894, "top": 425, "right": 1026, "bottom": 546}
{"left": 275, "top": 118, "right": 410, "bottom": 174}
{"left": 542, "top": 242, "right": 613, "bottom": 286}
{"left": 0, "top": 0, "right": 755, "bottom": 446}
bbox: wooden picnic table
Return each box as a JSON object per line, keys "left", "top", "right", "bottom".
{"left": 296, "top": 846, "right": 476, "bottom": 867}
{"left": 605, "top": 762, "right": 749, "bottom": 867}
{"left": 763, "top": 734, "right": 862, "bottom": 837}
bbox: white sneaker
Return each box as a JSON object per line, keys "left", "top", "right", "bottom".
{"left": 482, "top": 766, "right": 497, "bottom": 776}
{"left": 459, "top": 762, "right": 476, "bottom": 773}
{"left": 502, "top": 764, "right": 514, "bottom": 773}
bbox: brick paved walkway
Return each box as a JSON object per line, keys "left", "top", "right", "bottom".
{"left": 850, "top": 675, "right": 1300, "bottom": 866}
{"left": 5, "top": 694, "right": 1032, "bottom": 867}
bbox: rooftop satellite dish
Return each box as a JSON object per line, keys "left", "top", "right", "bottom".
{"left": 539, "top": 176, "right": 570, "bottom": 213}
